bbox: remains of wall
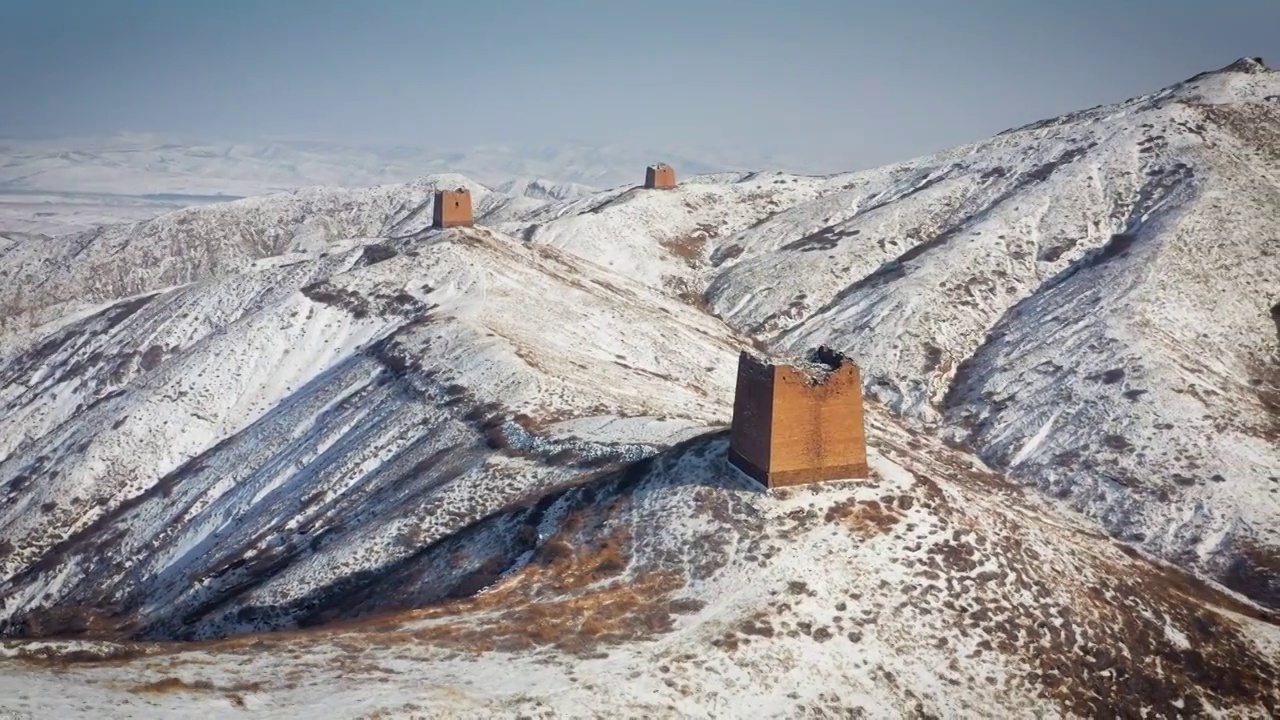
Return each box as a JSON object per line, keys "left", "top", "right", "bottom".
{"left": 433, "top": 188, "right": 473, "bottom": 228}
{"left": 728, "top": 352, "right": 774, "bottom": 474}
{"left": 728, "top": 347, "right": 868, "bottom": 488}
{"left": 644, "top": 163, "right": 677, "bottom": 190}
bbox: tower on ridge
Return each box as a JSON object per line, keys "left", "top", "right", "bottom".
{"left": 728, "top": 347, "right": 868, "bottom": 488}
{"left": 432, "top": 187, "right": 473, "bottom": 228}
{"left": 644, "top": 163, "right": 677, "bottom": 190}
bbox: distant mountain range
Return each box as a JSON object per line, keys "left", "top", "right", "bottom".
{"left": 0, "top": 133, "right": 816, "bottom": 197}
{"left": 0, "top": 135, "right": 815, "bottom": 237}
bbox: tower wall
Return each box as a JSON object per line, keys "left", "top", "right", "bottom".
{"left": 644, "top": 164, "right": 677, "bottom": 189}
{"left": 433, "top": 188, "right": 473, "bottom": 228}
{"left": 728, "top": 348, "right": 868, "bottom": 488}
{"left": 767, "top": 361, "right": 867, "bottom": 487}
{"left": 728, "top": 351, "right": 774, "bottom": 479}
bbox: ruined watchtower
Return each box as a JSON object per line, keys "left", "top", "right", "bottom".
{"left": 728, "top": 347, "right": 868, "bottom": 488}
{"left": 432, "top": 187, "right": 473, "bottom": 228}
{"left": 644, "top": 163, "right": 677, "bottom": 190}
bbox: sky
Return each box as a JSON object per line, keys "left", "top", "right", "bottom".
{"left": 1, "top": 0, "right": 1277, "bottom": 172}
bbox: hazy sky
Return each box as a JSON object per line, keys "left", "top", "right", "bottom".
{"left": 2, "top": 0, "right": 1277, "bottom": 171}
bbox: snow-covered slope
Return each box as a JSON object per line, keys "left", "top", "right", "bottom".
{"left": 494, "top": 177, "right": 596, "bottom": 202}
{"left": 0, "top": 189, "right": 221, "bottom": 238}
{"left": 1, "top": 57, "right": 1278, "bottom": 718}
{"left": 0, "top": 224, "right": 747, "bottom": 641}
{"left": 0, "top": 174, "right": 551, "bottom": 354}
{"left": 700, "top": 56, "right": 1280, "bottom": 607}
{"left": 2, "top": 415, "right": 1278, "bottom": 717}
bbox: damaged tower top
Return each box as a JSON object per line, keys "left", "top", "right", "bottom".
{"left": 728, "top": 346, "right": 868, "bottom": 488}
{"left": 644, "top": 163, "right": 677, "bottom": 190}
{"left": 432, "top": 187, "right": 473, "bottom": 229}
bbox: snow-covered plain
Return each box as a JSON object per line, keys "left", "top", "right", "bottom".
{"left": 1, "top": 58, "right": 1278, "bottom": 717}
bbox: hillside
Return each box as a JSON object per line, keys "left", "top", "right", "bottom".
{"left": 3, "top": 414, "right": 1278, "bottom": 717}
{"left": 704, "top": 56, "right": 1280, "bottom": 606}
{"left": 0, "top": 57, "right": 1278, "bottom": 717}
{"left": 0, "top": 174, "right": 568, "bottom": 355}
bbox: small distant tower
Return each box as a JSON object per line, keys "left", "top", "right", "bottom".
{"left": 644, "top": 163, "right": 677, "bottom": 190}
{"left": 432, "top": 187, "right": 473, "bottom": 228}
{"left": 728, "top": 347, "right": 868, "bottom": 488}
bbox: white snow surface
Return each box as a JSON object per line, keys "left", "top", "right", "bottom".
{"left": 1, "top": 57, "right": 1278, "bottom": 717}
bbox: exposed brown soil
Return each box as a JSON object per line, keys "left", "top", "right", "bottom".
{"left": 126, "top": 677, "right": 265, "bottom": 695}
{"left": 660, "top": 224, "right": 717, "bottom": 268}
{"left": 251, "top": 511, "right": 696, "bottom": 658}
{"left": 824, "top": 497, "right": 905, "bottom": 539}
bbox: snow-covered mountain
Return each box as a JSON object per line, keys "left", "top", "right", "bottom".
{"left": 1, "top": 58, "right": 1277, "bottom": 717}
{"left": 704, "top": 56, "right": 1280, "bottom": 609}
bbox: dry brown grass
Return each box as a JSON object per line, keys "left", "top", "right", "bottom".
{"left": 890, "top": 487, "right": 1280, "bottom": 717}
{"left": 173, "top": 501, "right": 698, "bottom": 661}
{"left": 350, "top": 522, "right": 693, "bottom": 656}
{"left": 128, "top": 677, "right": 213, "bottom": 694}
{"left": 4, "top": 640, "right": 158, "bottom": 668}
{"left": 824, "top": 498, "right": 904, "bottom": 539}
{"left": 660, "top": 225, "right": 717, "bottom": 268}
{"left": 125, "top": 676, "right": 264, "bottom": 695}
{"left": 405, "top": 570, "right": 686, "bottom": 655}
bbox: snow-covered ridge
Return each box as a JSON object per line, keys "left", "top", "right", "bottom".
{"left": 494, "top": 177, "right": 596, "bottom": 202}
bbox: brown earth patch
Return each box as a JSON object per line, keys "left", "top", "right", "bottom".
{"left": 824, "top": 498, "right": 903, "bottom": 539}
{"left": 126, "top": 677, "right": 265, "bottom": 695}
{"left": 332, "top": 522, "right": 692, "bottom": 656}
{"left": 660, "top": 224, "right": 717, "bottom": 268}
{"left": 1034, "top": 557, "right": 1280, "bottom": 718}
